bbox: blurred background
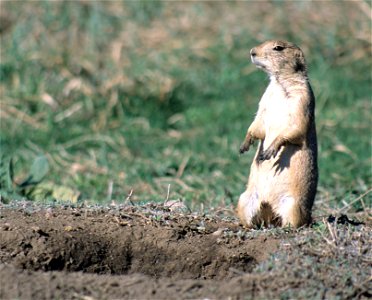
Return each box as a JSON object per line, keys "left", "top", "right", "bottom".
{"left": 0, "top": 1, "right": 371, "bottom": 213}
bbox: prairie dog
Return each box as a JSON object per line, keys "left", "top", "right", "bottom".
{"left": 237, "top": 40, "right": 318, "bottom": 228}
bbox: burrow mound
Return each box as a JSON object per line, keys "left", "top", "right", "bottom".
{"left": 0, "top": 204, "right": 278, "bottom": 280}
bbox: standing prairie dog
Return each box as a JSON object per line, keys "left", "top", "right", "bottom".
{"left": 237, "top": 40, "right": 318, "bottom": 228}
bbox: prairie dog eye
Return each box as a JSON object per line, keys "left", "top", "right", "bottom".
{"left": 273, "top": 45, "right": 284, "bottom": 51}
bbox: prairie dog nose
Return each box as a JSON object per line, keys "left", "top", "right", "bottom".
{"left": 250, "top": 48, "right": 257, "bottom": 57}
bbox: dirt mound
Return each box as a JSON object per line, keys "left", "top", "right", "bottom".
{"left": 1, "top": 202, "right": 370, "bottom": 299}
{"left": 0, "top": 202, "right": 279, "bottom": 299}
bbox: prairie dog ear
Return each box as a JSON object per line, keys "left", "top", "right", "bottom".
{"left": 294, "top": 49, "right": 306, "bottom": 73}
{"left": 294, "top": 48, "right": 305, "bottom": 61}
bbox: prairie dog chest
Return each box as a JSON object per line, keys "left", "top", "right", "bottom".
{"left": 260, "top": 79, "right": 292, "bottom": 130}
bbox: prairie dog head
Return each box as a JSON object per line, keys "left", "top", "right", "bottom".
{"left": 250, "top": 40, "right": 307, "bottom": 77}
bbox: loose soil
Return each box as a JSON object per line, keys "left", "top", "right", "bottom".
{"left": 0, "top": 202, "right": 370, "bottom": 299}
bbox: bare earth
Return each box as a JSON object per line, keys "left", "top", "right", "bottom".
{"left": 0, "top": 202, "right": 370, "bottom": 299}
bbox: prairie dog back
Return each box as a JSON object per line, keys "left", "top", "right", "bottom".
{"left": 237, "top": 40, "right": 318, "bottom": 228}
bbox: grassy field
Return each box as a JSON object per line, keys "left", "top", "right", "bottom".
{"left": 0, "top": 1, "right": 371, "bottom": 215}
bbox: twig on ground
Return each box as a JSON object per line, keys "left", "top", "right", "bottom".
{"left": 338, "top": 188, "right": 372, "bottom": 213}
{"left": 165, "top": 184, "right": 171, "bottom": 202}
{"left": 124, "top": 189, "right": 134, "bottom": 206}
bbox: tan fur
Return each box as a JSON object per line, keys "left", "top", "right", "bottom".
{"left": 237, "top": 40, "right": 318, "bottom": 228}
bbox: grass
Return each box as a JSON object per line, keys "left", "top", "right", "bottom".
{"left": 0, "top": 1, "right": 371, "bottom": 215}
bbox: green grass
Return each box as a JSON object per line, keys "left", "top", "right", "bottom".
{"left": 0, "top": 2, "right": 371, "bottom": 212}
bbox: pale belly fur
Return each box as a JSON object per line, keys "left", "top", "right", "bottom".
{"left": 240, "top": 143, "right": 309, "bottom": 226}
{"left": 248, "top": 143, "right": 300, "bottom": 205}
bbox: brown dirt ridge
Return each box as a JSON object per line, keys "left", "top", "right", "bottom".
{"left": 0, "top": 202, "right": 370, "bottom": 299}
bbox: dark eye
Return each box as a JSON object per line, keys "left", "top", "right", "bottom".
{"left": 273, "top": 46, "right": 284, "bottom": 51}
